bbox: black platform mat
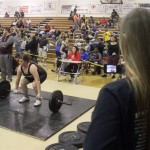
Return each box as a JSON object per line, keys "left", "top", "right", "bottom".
{"left": 0, "top": 89, "right": 95, "bottom": 141}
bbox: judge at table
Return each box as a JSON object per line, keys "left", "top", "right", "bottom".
{"left": 65, "top": 45, "right": 81, "bottom": 81}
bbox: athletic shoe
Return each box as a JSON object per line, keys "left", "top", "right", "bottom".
{"left": 19, "top": 97, "right": 30, "bottom": 103}
{"left": 34, "top": 99, "right": 42, "bottom": 107}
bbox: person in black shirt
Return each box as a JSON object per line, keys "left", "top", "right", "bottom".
{"left": 84, "top": 8, "right": 150, "bottom": 150}
{"left": 14, "top": 54, "right": 47, "bottom": 107}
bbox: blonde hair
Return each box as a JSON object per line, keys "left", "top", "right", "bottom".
{"left": 120, "top": 8, "right": 150, "bottom": 148}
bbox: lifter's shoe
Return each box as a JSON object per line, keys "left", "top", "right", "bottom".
{"left": 19, "top": 97, "right": 30, "bottom": 103}
{"left": 34, "top": 99, "right": 42, "bottom": 107}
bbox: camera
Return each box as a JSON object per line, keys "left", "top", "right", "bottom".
{"left": 104, "top": 64, "right": 125, "bottom": 74}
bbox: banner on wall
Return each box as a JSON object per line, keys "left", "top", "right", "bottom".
{"left": 75, "top": 4, "right": 89, "bottom": 14}
{"left": 61, "top": 5, "right": 73, "bottom": 13}
{"left": 19, "top": 6, "right": 29, "bottom": 13}
{"left": 8, "top": 6, "right": 19, "bottom": 14}
{"left": 122, "top": 3, "right": 137, "bottom": 13}
{"left": 105, "top": 4, "right": 122, "bottom": 13}
{"left": 89, "top": 4, "right": 105, "bottom": 13}
{"left": 30, "top": 5, "right": 42, "bottom": 14}
{"left": 44, "top": 2, "right": 56, "bottom": 11}
{"left": 139, "top": 3, "right": 150, "bottom": 9}
{"left": 100, "top": 0, "right": 123, "bottom": 4}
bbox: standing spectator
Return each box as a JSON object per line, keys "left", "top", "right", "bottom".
{"left": 14, "top": 11, "right": 20, "bottom": 18}
{"left": 4, "top": 12, "right": 10, "bottom": 18}
{"left": 0, "top": 27, "right": 14, "bottom": 82}
{"left": 20, "top": 10, "right": 24, "bottom": 18}
{"left": 111, "top": 9, "right": 119, "bottom": 22}
{"left": 103, "top": 29, "right": 111, "bottom": 44}
{"left": 73, "top": 6, "right": 77, "bottom": 14}
{"left": 38, "top": 34, "right": 49, "bottom": 67}
{"left": 29, "top": 35, "right": 39, "bottom": 63}
{"left": 14, "top": 28, "right": 22, "bottom": 55}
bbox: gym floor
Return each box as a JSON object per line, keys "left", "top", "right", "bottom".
{"left": 0, "top": 63, "right": 116, "bottom": 150}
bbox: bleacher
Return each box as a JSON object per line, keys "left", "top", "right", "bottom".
{"left": 0, "top": 16, "right": 119, "bottom": 63}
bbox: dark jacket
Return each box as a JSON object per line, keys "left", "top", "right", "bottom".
{"left": 84, "top": 79, "right": 147, "bottom": 150}
{"left": 0, "top": 35, "right": 14, "bottom": 54}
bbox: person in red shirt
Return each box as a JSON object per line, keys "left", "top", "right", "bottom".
{"left": 45, "top": 23, "right": 50, "bottom": 33}
{"left": 99, "top": 18, "right": 108, "bottom": 28}
{"left": 65, "top": 46, "right": 81, "bottom": 81}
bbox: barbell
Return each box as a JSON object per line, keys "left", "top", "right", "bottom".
{"left": 0, "top": 80, "right": 72, "bottom": 113}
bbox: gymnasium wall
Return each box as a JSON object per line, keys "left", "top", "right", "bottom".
{"left": 0, "top": 0, "right": 149, "bottom": 17}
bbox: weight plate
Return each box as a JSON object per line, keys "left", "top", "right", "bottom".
{"left": 77, "top": 122, "right": 91, "bottom": 134}
{"left": 49, "top": 90, "right": 63, "bottom": 113}
{"left": 45, "top": 143, "right": 78, "bottom": 150}
{"left": 59, "top": 131, "right": 86, "bottom": 148}
{"left": 0, "top": 80, "right": 11, "bottom": 99}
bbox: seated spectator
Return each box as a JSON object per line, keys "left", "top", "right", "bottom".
{"left": 16, "top": 18, "right": 23, "bottom": 28}
{"left": 65, "top": 46, "right": 81, "bottom": 81}
{"left": 80, "top": 48, "right": 89, "bottom": 61}
{"left": 25, "top": 18, "right": 31, "bottom": 28}
{"left": 89, "top": 16, "right": 95, "bottom": 28}
{"left": 46, "top": 26, "right": 55, "bottom": 37}
{"left": 99, "top": 17, "right": 108, "bottom": 28}
{"left": 107, "top": 17, "right": 114, "bottom": 28}
{"left": 11, "top": 19, "right": 18, "bottom": 27}
{"left": 20, "top": 10, "right": 24, "bottom": 18}
{"left": 51, "top": 28, "right": 61, "bottom": 41}
{"left": 89, "top": 47, "right": 102, "bottom": 75}
{"left": 80, "top": 48, "right": 89, "bottom": 74}
{"left": 4, "top": 12, "right": 10, "bottom": 18}
{"left": 45, "top": 23, "right": 50, "bottom": 33}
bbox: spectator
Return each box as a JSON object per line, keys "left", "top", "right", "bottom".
{"left": 0, "top": 27, "right": 14, "bottom": 82}
{"left": 99, "top": 17, "right": 108, "bottom": 28}
{"left": 14, "top": 11, "right": 20, "bottom": 18}
{"left": 38, "top": 34, "right": 49, "bottom": 67}
{"left": 44, "top": 23, "right": 50, "bottom": 33}
{"left": 103, "top": 29, "right": 111, "bottom": 44}
{"left": 65, "top": 46, "right": 81, "bottom": 81}
{"left": 20, "top": 10, "right": 24, "bottom": 18}
{"left": 111, "top": 9, "right": 119, "bottom": 22}
{"left": 84, "top": 8, "right": 150, "bottom": 150}
{"left": 4, "top": 12, "right": 10, "bottom": 18}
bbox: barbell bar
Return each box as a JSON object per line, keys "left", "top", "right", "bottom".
{"left": 0, "top": 80, "right": 72, "bottom": 113}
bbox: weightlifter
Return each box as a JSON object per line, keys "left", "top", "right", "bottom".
{"left": 14, "top": 54, "right": 47, "bottom": 107}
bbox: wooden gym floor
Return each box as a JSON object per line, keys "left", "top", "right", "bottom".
{"left": 0, "top": 63, "right": 116, "bottom": 150}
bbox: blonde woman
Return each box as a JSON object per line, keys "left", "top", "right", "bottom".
{"left": 84, "top": 8, "right": 150, "bottom": 150}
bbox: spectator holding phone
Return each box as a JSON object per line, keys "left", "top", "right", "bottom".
{"left": 101, "top": 35, "right": 119, "bottom": 78}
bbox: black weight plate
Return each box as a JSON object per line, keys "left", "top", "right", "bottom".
{"left": 0, "top": 80, "right": 11, "bottom": 99}
{"left": 49, "top": 90, "right": 63, "bottom": 113}
{"left": 45, "top": 143, "right": 78, "bottom": 150}
{"left": 59, "top": 131, "right": 86, "bottom": 148}
{"left": 77, "top": 122, "right": 91, "bottom": 134}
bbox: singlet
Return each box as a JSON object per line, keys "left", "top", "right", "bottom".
{"left": 21, "top": 62, "right": 45, "bottom": 78}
